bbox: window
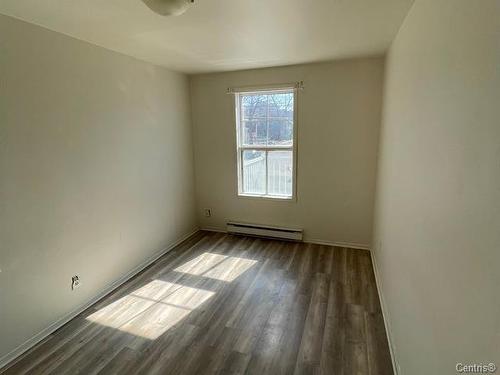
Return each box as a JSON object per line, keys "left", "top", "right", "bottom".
{"left": 235, "top": 88, "right": 296, "bottom": 199}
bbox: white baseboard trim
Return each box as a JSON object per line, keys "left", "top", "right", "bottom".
{"left": 200, "top": 227, "right": 371, "bottom": 251}
{"left": 370, "top": 251, "right": 399, "bottom": 375}
{"left": 200, "top": 226, "right": 227, "bottom": 233}
{"left": 303, "top": 238, "right": 371, "bottom": 251}
{"left": 0, "top": 227, "right": 201, "bottom": 371}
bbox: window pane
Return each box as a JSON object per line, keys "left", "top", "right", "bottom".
{"left": 242, "top": 150, "right": 266, "bottom": 195}
{"left": 241, "top": 94, "right": 267, "bottom": 119}
{"left": 242, "top": 120, "right": 267, "bottom": 146}
{"left": 268, "top": 92, "right": 293, "bottom": 118}
{"left": 267, "top": 151, "right": 293, "bottom": 196}
{"left": 267, "top": 119, "right": 293, "bottom": 146}
{"left": 237, "top": 89, "right": 295, "bottom": 199}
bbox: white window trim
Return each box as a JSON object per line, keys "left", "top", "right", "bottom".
{"left": 234, "top": 87, "right": 298, "bottom": 201}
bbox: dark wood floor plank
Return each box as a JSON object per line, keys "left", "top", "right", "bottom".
{"left": 346, "top": 304, "right": 366, "bottom": 343}
{"left": 293, "top": 272, "right": 329, "bottom": 374}
{"left": 319, "top": 280, "right": 347, "bottom": 375}
{"left": 365, "top": 312, "right": 394, "bottom": 375}
{"left": 344, "top": 341, "right": 369, "bottom": 375}
{"left": 0, "top": 231, "right": 393, "bottom": 375}
{"left": 96, "top": 347, "right": 139, "bottom": 375}
{"left": 265, "top": 293, "right": 310, "bottom": 375}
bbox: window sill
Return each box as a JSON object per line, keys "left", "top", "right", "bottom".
{"left": 237, "top": 193, "right": 296, "bottom": 202}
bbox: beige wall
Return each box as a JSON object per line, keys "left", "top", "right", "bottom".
{"left": 190, "top": 58, "right": 384, "bottom": 246}
{"left": 373, "top": 0, "right": 500, "bottom": 373}
{"left": 0, "top": 15, "right": 197, "bottom": 363}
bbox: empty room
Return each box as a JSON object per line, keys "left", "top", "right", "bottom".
{"left": 0, "top": 0, "right": 498, "bottom": 374}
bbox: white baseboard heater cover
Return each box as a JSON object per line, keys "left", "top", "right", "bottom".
{"left": 226, "top": 222, "right": 303, "bottom": 241}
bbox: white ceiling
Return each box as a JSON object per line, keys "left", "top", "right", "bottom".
{"left": 0, "top": 0, "right": 414, "bottom": 74}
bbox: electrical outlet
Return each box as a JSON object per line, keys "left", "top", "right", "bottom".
{"left": 71, "top": 275, "right": 81, "bottom": 290}
{"left": 204, "top": 208, "right": 212, "bottom": 217}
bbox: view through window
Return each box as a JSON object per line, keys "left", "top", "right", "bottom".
{"left": 235, "top": 88, "right": 296, "bottom": 199}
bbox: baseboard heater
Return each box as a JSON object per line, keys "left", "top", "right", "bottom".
{"left": 226, "top": 221, "right": 303, "bottom": 241}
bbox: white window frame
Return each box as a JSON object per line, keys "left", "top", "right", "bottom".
{"left": 234, "top": 86, "right": 298, "bottom": 201}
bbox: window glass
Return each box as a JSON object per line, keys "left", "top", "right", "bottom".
{"left": 236, "top": 89, "right": 296, "bottom": 199}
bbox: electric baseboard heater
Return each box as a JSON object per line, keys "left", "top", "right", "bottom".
{"left": 226, "top": 221, "right": 303, "bottom": 241}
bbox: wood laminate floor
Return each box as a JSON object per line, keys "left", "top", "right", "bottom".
{"left": 2, "top": 231, "right": 393, "bottom": 375}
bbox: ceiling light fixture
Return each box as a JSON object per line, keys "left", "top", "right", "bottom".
{"left": 141, "top": 0, "right": 194, "bottom": 16}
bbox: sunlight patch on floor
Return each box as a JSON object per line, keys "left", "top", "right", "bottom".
{"left": 86, "top": 280, "right": 214, "bottom": 339}
{"left": 174, "top": 252, "right": 257, "bottom": 282}
{"left": 86, "top": 251, "right": 257, "bottom": 340}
